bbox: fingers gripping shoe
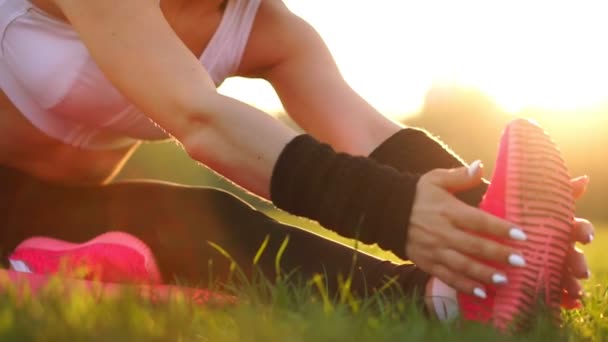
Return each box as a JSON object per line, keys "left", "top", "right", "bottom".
{"left": 458, "top": 118, "right": 575, "bottom": 331}
{"left": 9, "top": 231, "right": 162, "bottom": 284}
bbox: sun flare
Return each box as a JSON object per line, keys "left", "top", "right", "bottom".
{"left": 218, "top": 0, "right": 608, "bottom": 119}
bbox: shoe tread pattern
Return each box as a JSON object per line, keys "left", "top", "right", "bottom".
{"left": 493, "top": 119, "right": 575, "bottom": 331}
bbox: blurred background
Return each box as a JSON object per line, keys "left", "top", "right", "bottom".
{"left": 117, "top": 0, "right": 607, "bottom": 224}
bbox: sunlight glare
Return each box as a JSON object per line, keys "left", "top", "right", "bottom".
{"left": 218, "top": 0, "right": 608, "bottom": 119}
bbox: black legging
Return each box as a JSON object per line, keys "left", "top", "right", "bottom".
{"left": 0, "top": 165, "right": 429, "bottom": 300}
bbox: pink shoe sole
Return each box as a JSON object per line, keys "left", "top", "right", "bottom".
{"left": 493, "top": 119, "right": 575, "bottom": 330}
{"left": 10, "top": 231, "right": 162, "bottom": 284}
{"left": 0, "top": 269, "right": 235, "bottom": 306}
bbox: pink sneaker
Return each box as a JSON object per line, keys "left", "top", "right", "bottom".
{"left": 458, "top": 118, "right": 575, "bottom": 331}
{"left": 9, "top": 231, "right": 162, "bottom": 284}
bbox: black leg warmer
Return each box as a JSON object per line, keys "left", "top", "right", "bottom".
{"left": 369, "top": 128, "right": 488, "bottom": 207}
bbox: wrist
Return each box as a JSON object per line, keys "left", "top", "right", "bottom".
{"left": 369, "top": 128, "right": 465, "bottom": 172}
{"left": 370, "top": 128, "right": 486, "bottom": 207}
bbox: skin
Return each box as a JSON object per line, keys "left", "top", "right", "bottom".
{"left": 0, "top": 0, "right": 593, "bottom": 314}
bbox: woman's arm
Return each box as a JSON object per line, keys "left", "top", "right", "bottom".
{"left": 254, "top": 2, "right": 489, "bottom": 206}
{"left": 257, "top": 1, "right": 402, "bottom": 156}
{"left": 54, "top": 0, "right": 297, "bottom": 198}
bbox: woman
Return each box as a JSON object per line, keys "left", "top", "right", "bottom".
{"left": 0, "top": 0, "right": 593, "bottom": 323}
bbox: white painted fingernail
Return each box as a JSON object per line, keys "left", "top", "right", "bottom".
{"left": 509, "top": 228, "right": 527, "bottom": 241}
{"left": 473, "top": 287, "right": 487, "bottom": 299}
{"left": 467, "top": 160, "right": 482, "bottom": 177}
{"left": 509, "top": 254, "right": 526, "bottom": 267}
{"left": 492, "top": 273, "right": 508, "bottom": 284}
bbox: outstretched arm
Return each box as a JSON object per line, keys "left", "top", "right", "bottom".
{"left": 55, "top": 0, "right": 297, "bottom": 198}
{"left": 257, "top": 1, "right": 402, "bottom": 156}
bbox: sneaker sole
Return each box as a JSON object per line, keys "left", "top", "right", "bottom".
{"left": 0, "top": 269, "right": 235, "bottom": 305}
{"left": 493, "top": 119, "right": 575, "bottom": 331}
{"left": 11, "top": 231, "right": 162, "bottom": 283}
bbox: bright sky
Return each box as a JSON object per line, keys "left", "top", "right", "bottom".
{"left": 218, "top": 0, "right": 608, "bottom": 119}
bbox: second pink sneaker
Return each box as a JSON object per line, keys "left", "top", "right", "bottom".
{"left": 458, "top": 118, "right": 575, "bottom": 331}
{"left": 9, "top": 231, "right": 162, "bottom": 284}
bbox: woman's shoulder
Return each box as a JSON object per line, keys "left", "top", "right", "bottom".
{"left": 233, "top": 0, "right": 318, "bottom": 77}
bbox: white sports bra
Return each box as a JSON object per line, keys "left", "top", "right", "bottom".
{"left": 0, "top": 0, "right": 261, "bottom": 150}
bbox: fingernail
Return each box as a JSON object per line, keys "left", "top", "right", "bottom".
{"left": 586, "top": 270, "right": 592, "bottom": 279}
{"left": 492, "top": 273, "right": 508, "bottom": 284}
{"left": 509, "top": 254, "right": 526, "bottom": 267}
{"left": 588, "top": 233, "right": 594, "bottom": 243}
{"left": 509, "top": 228, "right": 527, "bottom": 241}
{"left": 467, "top": 160, "right": 482, "bottom": 177}
{"left": 473, "top": 287, "right": 487, "bottom": 299}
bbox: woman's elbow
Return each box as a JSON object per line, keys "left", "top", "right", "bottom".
{"left": 165, "top": 90, "right": 219, "bottom": 147}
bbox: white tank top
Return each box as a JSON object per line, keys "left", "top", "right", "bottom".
{"left": 0, "top": 0, "right": 261, "bottom": 149}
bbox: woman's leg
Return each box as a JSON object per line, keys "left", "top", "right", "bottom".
{"left": 0, "top": 166, "right": 429, "bottom": 299}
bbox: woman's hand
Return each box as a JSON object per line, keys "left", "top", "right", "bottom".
{"left": 406, "top": 162, "right": 527, "bottom": 297}
{"left": 561, "top": 176, "right": 594, "bottom": 309}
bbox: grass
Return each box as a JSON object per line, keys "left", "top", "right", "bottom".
{"left": 0, "top": 221, "right": 606, "bottom": 341}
